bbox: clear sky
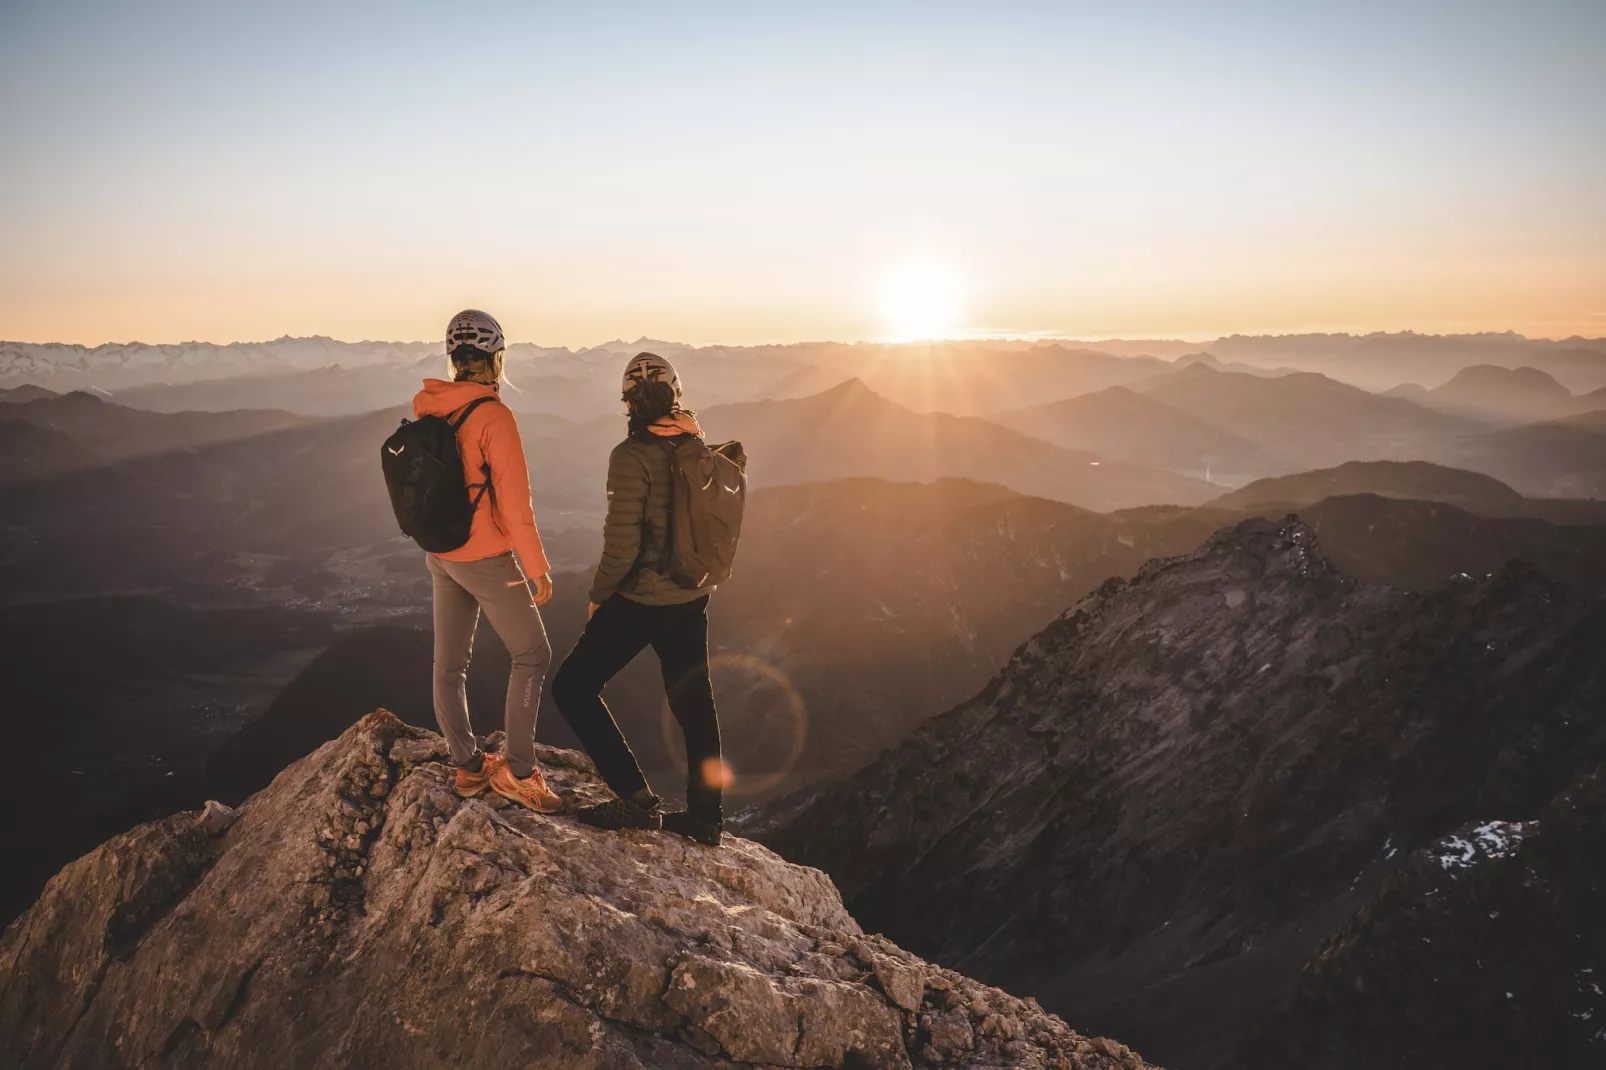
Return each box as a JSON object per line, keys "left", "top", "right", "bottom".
{"left": 2, "top": 0, "right": 1603, "bottom": 346}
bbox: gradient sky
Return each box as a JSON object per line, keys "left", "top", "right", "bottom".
{"left": 2, "top": 0, "right": 1603, "bottom": 346}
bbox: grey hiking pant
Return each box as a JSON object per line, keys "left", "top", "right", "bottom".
{"left": 427, "top": 551, "right": 552, "bottom": 779}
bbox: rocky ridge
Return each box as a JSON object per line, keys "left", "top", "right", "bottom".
{"left": 754, "top": 516, "right": 1606, "bottom": 1068}
{"left": 0, "top": 710, "right": 1156, "bottom": 1070}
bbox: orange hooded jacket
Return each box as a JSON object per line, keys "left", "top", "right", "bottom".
{"left": 411, "top": 379, "right": 550, "bottom": 578}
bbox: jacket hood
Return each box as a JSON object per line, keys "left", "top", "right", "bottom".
{"left": 413, "top": 378, "right": 498, "bottom": 419}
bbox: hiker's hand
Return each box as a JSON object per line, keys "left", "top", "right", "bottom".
{"left": 531, "top": 573, "right": 553, "bottom": 606}
{"left": 588, "top": 601, "right": 600, "bottom": 620}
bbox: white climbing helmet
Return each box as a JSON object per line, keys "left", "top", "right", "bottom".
{"left": 445, "top": 309, "right": 505, "bottom": 356}
{"left": 621, "top": 352, "right": 681, "bottom": 399}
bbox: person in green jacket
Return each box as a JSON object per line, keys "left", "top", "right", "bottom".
{"left": 553, "top": 353, "right": 725, "bottom": 846}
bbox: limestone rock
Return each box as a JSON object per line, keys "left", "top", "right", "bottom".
{"left": 0, "top": 709, "right": 1158, "bottom": 1070}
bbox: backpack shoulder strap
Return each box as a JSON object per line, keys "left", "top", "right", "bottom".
{"left": 449, "top": 395, "right": 498, "bottom": 431}
{"left": 450, "top": 395, "right": 501, "bottom": 514}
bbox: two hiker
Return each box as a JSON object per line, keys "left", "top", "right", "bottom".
{"left": 384, "top": 311, "right": 740, "bottom": 847}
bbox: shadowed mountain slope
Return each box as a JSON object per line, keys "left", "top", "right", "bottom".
{"left": 1209, "top": 461, "right": 1525, "bottom": 513}
{"left": 0, "top": 392, "right": 310, "bottom": 482}
{"left": 0, "top": 710, "right": 1158, "bottom": 1070}
{"left": 0, "top": 419, "right": 98, "bottom": 484}
{"left": 0, "top": 384, "right": 59, "bottom": 403}
{"left": 1430, "top": 409, "right": 1606, "bottom": 499}
{"left": 1288, "top": 495, "right": 1606, "bottom": 594}
{"left": 0, "top": 596, "right": 337, "bottom": 925}
{"left": 756, "top": 518, "right": 1606, "bottom": 1069}
{"left": 1239, "top": 763, "right": 1606, "bottom": 1069}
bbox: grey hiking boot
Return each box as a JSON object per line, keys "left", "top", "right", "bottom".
{"left": 575, "top": 789, "right": 662, "bottom": 831}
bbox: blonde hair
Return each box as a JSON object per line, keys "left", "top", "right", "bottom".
{"left": 449, "top": 345, "right": 505, "bottom": 385}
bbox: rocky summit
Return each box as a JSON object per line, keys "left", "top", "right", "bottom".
{"left": 754, "top": 516, "right": 1606, "bottom": 1069}
{"left": 0, "top": 710, "right": 1156, "bottom": 1070}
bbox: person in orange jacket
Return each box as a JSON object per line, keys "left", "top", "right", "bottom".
{"left": 414, "top": 310, "right": 561, "bottom": 813}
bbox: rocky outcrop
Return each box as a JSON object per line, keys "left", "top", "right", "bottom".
{"left": 0, "top": 710, "right": 1157, "bottom": 1070}
{"left": 753, "top": 517, "right": 1606, "bottom": 1069}
{"left": 1240, "top": 763, "right": 1606, "bottom": 1069}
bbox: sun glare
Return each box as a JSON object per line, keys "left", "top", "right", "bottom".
{"left": 877, "top": 257, "right": 965, "bottom": 341}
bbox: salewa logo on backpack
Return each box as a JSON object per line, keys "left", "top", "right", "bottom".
{"left": 380, "top": 396, "right": 495, "bottom": 554}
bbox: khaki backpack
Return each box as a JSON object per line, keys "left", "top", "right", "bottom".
{"left": 656, "top": 436, "right": 748, "bottom": 589}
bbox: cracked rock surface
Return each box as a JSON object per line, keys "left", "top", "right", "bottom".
{"left": 0, "top": 709, "right": 1157, "bottom": 1070}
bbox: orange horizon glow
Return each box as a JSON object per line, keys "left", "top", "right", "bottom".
{"left": 3, "top": 5, "right": 1602, "bottom": 351}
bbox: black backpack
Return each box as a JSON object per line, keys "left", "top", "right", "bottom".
{"left": 381, "top": 396, "right": 495, "bottom": 553}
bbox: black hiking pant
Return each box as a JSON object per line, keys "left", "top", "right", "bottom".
{"left": 552, "top": 594, "right": 722, "bottom": 820}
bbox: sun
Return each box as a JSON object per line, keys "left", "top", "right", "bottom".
{"left": 877, "top": 257, "right": 965, "bottom": 341}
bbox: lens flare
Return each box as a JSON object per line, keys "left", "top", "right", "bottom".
{"left": 659, "top": 653, "right": 808, "bottom": 798}
{"left": 699, "top": 757, "right": 736, "bottom": 790}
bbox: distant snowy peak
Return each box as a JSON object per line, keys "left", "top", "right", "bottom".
{"left": 0, "top": 337, "right": 440, "bottom": 391}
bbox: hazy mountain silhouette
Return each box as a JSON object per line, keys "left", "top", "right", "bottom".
{"left": 1204, "top": 332, "right": 1606, "bottom": 393}
{"left": 990, "top": 385, "right": 1283, "bottom": 481}
{"left": 752, "top": 362, "right": 854, "bottom": 400}
{"left": 110, "top": 362, "right": 650, "bottom": 421}
{"left": 0, "top": 391, "right": 309, "bottom": 479}
{"left": 757, "top": 518, "right": 1606, "bottom": 1069}
{"left": 855, "top": 343, "right": 1170, "bottom": 415}
{"left": 0, "top": 383, "right": 59, "bottom": 403}
{"left": 0, "top": 403, "right": 614, "bottom": 599}
{"left": 703, "top": 379, "right": 1217, "bottom": 509}
{"left": 1130, "top": 365, "right": 1478, "bottom": 470}
{"left": 1390, "top": 364, "right": 1580, "bottom": 424}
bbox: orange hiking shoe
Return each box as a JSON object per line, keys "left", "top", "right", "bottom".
{"left": 490, "top": 761, "right": 563, "bottom": 814}
{"left": 454, "top": 752, "right": 503, "bottom": 798}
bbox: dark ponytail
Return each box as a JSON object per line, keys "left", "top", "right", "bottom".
{"left": 625, "top": 381, "right": 678, "bottom": 440}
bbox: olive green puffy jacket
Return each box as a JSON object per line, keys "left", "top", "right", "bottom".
{"left": 588, "top": 435, "right": 711, "bottom": 606}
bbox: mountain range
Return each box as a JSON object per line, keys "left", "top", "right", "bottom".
{"left": 8, "top": 330, "right": 1606, "bottom": 404}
